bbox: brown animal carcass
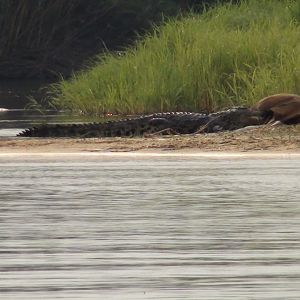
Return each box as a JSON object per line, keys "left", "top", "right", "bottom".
{"left": 254, "top": 93, "right": 300, "bottom": 124}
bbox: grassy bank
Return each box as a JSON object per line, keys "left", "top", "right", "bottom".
{"left": 51, "top": 0, "right": 300, "bottom": 115}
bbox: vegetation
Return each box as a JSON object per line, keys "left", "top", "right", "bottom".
{"left": 50, "top": 0, "right": 300, "bottom": 115}
{"left": 0, "top": 0, "right": 223, "bottom": 79}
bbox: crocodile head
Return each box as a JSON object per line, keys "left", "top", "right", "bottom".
{"left": 207, "top": 107, "right": 265, "bottom": 132}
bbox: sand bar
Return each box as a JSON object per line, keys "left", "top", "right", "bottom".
{"left": 0, "top": 125, "right": 299, "bottom": 159}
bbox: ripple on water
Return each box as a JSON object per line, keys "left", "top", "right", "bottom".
{"left": 0, "top": 157, "right": 299, "bottom": 299}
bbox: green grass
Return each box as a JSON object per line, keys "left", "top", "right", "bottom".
{"left": 51, "top": 0, "right": 300, "bottom": 115}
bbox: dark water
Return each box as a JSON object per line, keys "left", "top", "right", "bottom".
{"left": 0, "top": 79, "right": 50, "bottom": 109}
{"left": 0, "top": 156, "right": 299, "bottom": 299}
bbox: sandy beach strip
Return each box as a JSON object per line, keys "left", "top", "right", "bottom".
{"left": 0, "top": 125, "right": 299, "bottom": 159}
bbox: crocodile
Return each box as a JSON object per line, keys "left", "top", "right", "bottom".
{"left": 17, "top": 107, "right": 265, "bottom": 138}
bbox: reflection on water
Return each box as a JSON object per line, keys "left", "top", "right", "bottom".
{"left": 0, "top": 157, "right": 299, "bottom": 299}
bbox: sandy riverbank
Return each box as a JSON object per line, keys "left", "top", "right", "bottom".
{"left": 0, "top": 125, "right": 299, "bottom": 155}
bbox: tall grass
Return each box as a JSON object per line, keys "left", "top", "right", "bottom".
{"left": 52, "top": 0, "right": 300, "bottom": 115}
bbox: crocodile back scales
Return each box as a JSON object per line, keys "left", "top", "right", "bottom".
{"left": 17, "top": 108, "right": 264, "bottom": 138}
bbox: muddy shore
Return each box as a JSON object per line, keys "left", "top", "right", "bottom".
{"left": 0, "top": 125, "right": 299, "bottom": 154}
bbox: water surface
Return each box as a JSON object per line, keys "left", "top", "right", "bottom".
{"left": 0, "top": 156, "right": 299, "bottom": 299}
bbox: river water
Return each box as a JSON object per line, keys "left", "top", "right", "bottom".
{"left": 0, "top": 156, "right": 299, "bottom": 299}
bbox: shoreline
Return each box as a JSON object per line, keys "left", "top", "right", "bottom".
{"left": 0, "top": 151, "right": 300, "bottom": 160}
{"left": 0, "top": 125, "right": 299, "bottom": 159}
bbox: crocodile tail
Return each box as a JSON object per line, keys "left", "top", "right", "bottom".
{"left": 17, "top": 124, "right": 88, "bottom": 137}
{"left": 17, "top": 117, "right": 154, "bottom": 138}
